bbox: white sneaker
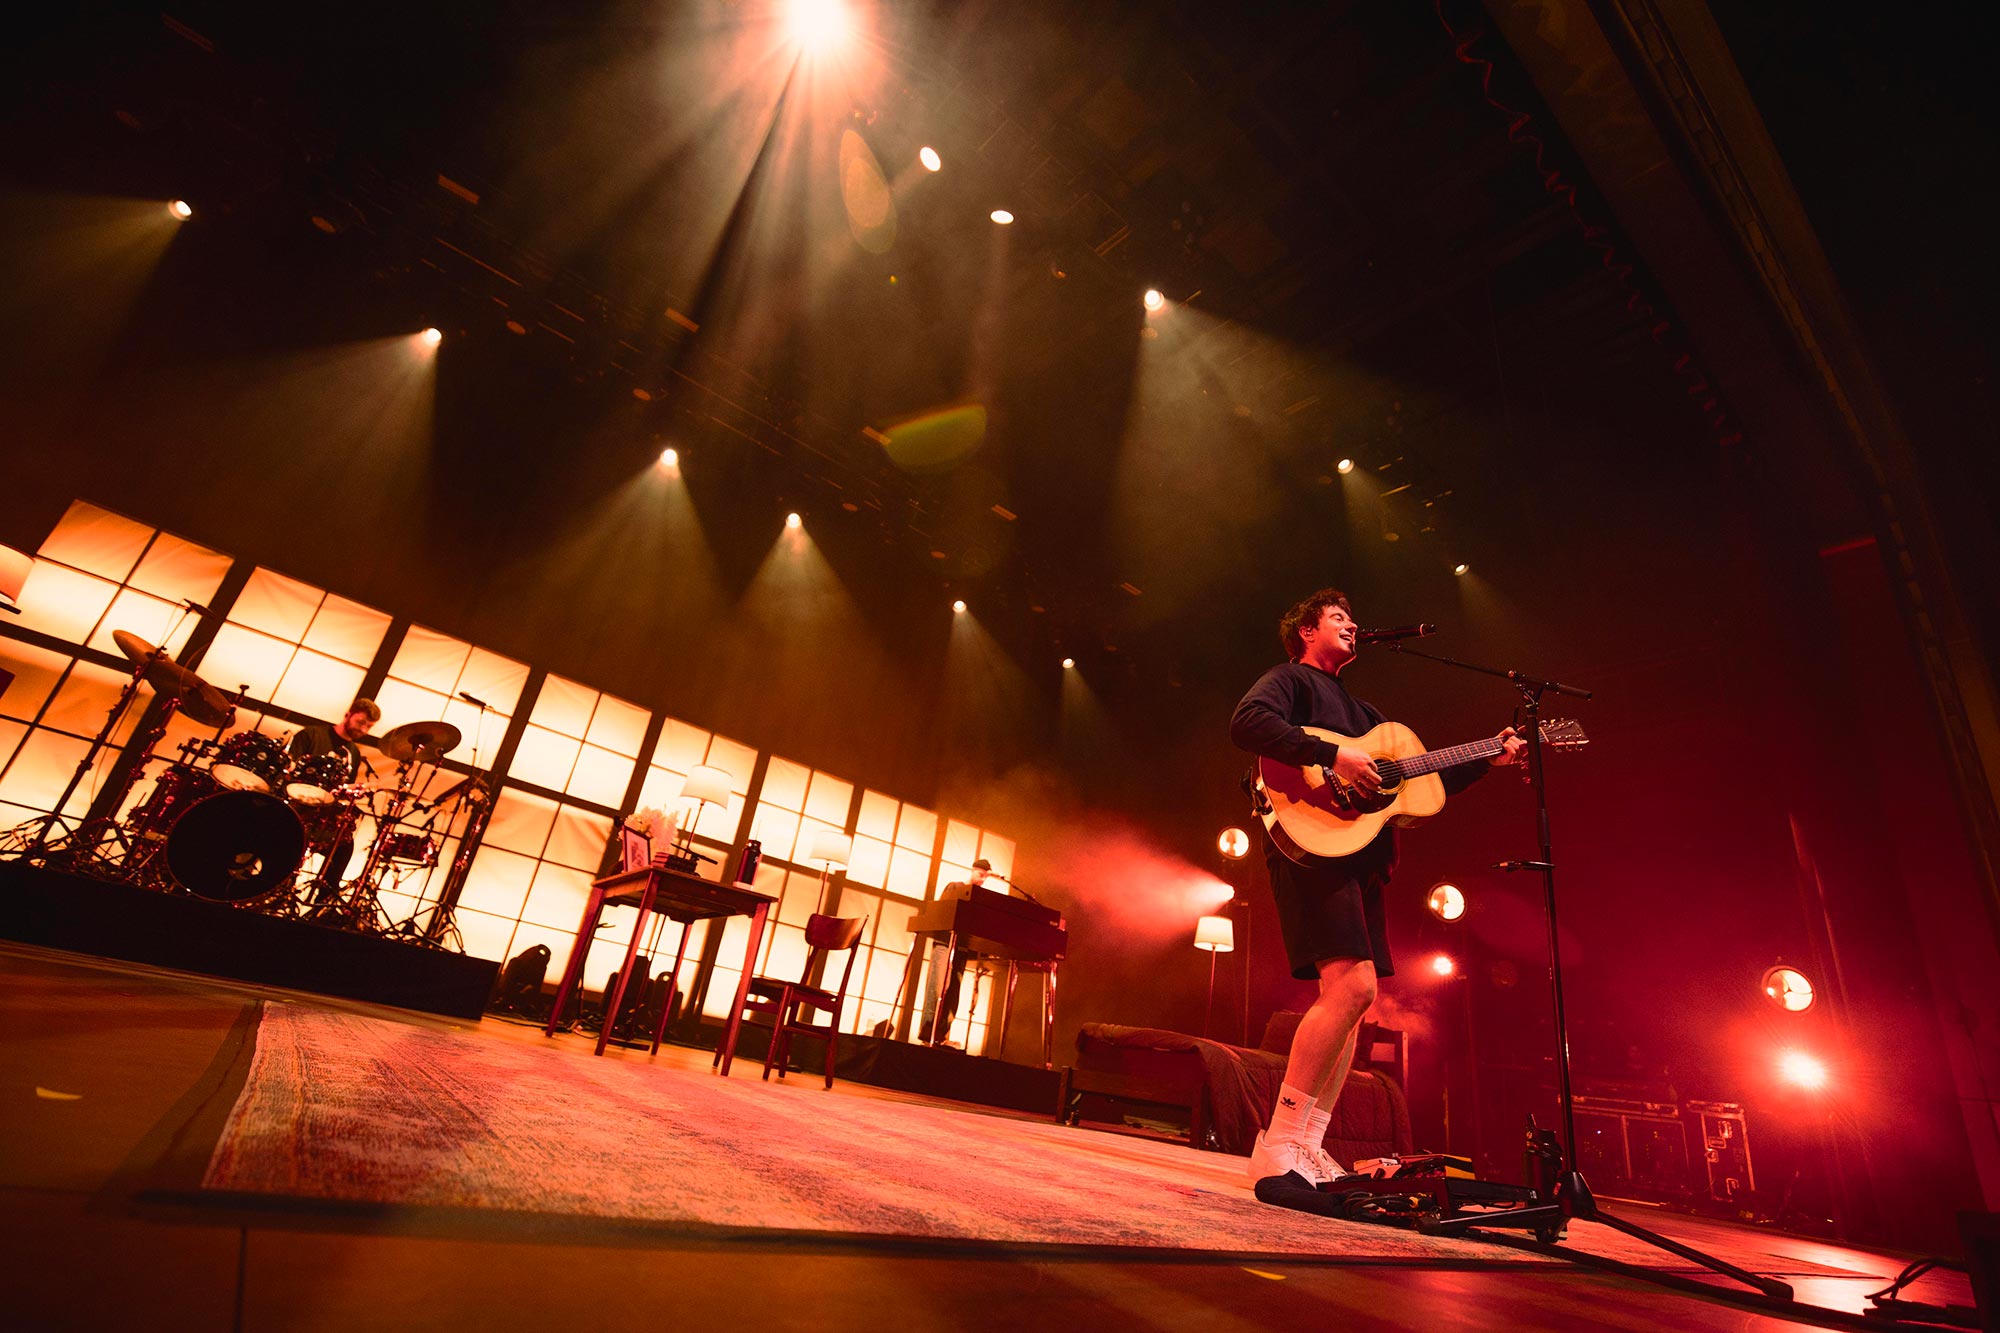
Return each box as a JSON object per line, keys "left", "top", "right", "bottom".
{"left": 1247, "top": 1131, "right": 1333, "bottom": 1187}
{"left": 1309, "top": 1145, "right": 1350, "bottom": 1182}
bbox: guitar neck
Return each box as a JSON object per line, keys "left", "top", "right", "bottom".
{"left": 1389, "top": 737, "right": 1504, "bottom": 779}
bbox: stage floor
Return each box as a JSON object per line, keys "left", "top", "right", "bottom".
{"left": 0, "top": 941, "right": 1976, "bottom": 1331}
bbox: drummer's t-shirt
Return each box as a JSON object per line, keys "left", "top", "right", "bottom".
{"left": 288, "top": 725, "right": 362, "bottom": 783}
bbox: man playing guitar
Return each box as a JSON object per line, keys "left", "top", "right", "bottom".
{"left": 1230, "top": 588, "right": 1524, "bottom": 1191}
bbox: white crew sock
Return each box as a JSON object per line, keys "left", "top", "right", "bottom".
{"left": 1304, "top": 1103, "right": 1333, "bottom": 1153}
{"left": 1266, "top": 1082, "right": 1317, "bottom": 1147}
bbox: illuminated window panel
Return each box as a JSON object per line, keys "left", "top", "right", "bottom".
{"left": 851, "top": 998, "right": 897, "bottom": 1038}
{"left": 761, "top": 923, "right": 809, "bottom": 987}
{"left": 566, "top": 743, "right": 634, "bottom": 808}
{"left": 480, "top": 788, "right": 560, "bottom": 859}
{"left": 300, "top": 595, "right": 391, "bottom": 665}
{"left": 943, "top": 819, "right": 980, "bottom": 867}
{"left": 544, "top": 802, "right": 613, "bottom": 872}
{"left": 639, "top": 719, "right": 754, "bottom": 846}
{"left": 199, "top": 624, "right": 297, "bottom": 702}
{"left": 509, "top": 725, "right": 583, "bottom": 792}
{"left": 748, "top": 804, "right": 801, "bottom": 862}
{"left": 455, "top": 843, "right": 539, "bottom": 918}
{"left": 1, "top": 642, "right": 77, "bottom": 723}
{"left": 886, "top": 845, "right": 933, "bottom": 900}
{"left": 977, "top": 832, "right": 1016, "bottom": 878}
{"left": 11, "top": 562, "right": 120, "bottom": 645}
{"left": 84, "top": 587, "right": 200, "bottom": 660}
{"left": 894, "top": 803, "right": 937, "bottom": 853}
{"left": 531, "top": 674, "right": 597, "bottom": 739}
{"left": 126, "top": 531, "right": 231, "bottom": 607}
{"left": 778, "top": 866, "right": 834, "bottom": 927}
{"left": 453, "top": 908, "right": 520, "bottom": 966}
{"left": 803, "top": 771, "right": 853, "bottom": 827}
{"left": 701, "top": 912, "right": 757, "bottom": 1019}
{"left": 0, "top": 728, "right": 118, "bottom": 817}
{"left": 40, "top": 661, "right": 145, "bottom": 742}
{"left": 583, "top": 695, "right": 648, "bottom": 759}
{"left": 0, "top": 721, "right": 24, "bottom": 775}
{"left": 652, "top": 718, "right": 711, "bottom": 773}
{"left": 381, "top": 629, "right": 524, "bottom": 763}
{"left": 230, "top": 568, "right": 322, "bottom": 641}
{"left": 268, "top": 650, "right": 367, "bottom": 723}
{"left": 856, "top": 790, "right": 898, "bottom": 841}
{"left": 845, "top": 834, "right": 891, "bottom": 889}
{"left": 519, "top": 862, "right": 596, "bottom": 932}
{"left": 507, "top": 921, "right": 579, "bottom": 982}
{"left": 761, "top": 757, "right": 811, "bottom": 812}
{"left": 36, "top": 501, "right": 152, "bottom": 581}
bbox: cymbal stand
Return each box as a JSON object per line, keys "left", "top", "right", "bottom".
{"left": 1, "top": 645, "right": 171, "bottom": 864}
{"left": 66, "top": 694, "right": 187, "bottom": 877}
{"left": 344, "top": 744, "right": 440, "bottom": 934}
{"left": 1386, "top": 643, "right": 1788, "bottom": 1300}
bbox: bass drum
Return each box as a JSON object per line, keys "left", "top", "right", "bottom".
{"left": 165, "top": 790, "right": 306, "bottom": 904}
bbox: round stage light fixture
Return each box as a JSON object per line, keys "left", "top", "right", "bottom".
{"left": 1778, "top": 1049, "right": 1828, "bottom": 1091}
{"left": 1143, "top": 288, "right": 1166, "bottom": 312}
{"left": 786, "top": 0, "right": 850, "bottom": 53}
{"left": 420, "top": 327, "right": 443, "bottom": 347}
{"left": 951, "top": 599, "right": 967, "bottom": 614}
{"left": 990, "top": 209, "right": 1014, "bottom": 225}
{"left": 1761, "top": 964, "right": 1815, "bottom": 1013}
{"left": 658, "top": 447, "right": 679, "bottom": 469}
{"left": 1426, "top": 882, "right": 1466, "bottom": 922}
{"left": 785, "top": 512, "right": 803, "bottom": 530}
{"left": 1061, "top": 657, "right": 1075, "bottom": 670}
{"left": 1336, "top": 458, "right": 1355, "bottom": 475}
{"left": 1430, "top": 953, "right": 1456, "bottom": 978}
{"left": 1453, "top": 563, "right": 1470, "bottom": 577}
{"left": 1217, "top": 828, "right": 1250, "bottom": 860}
{"left": 168, "top": 199, "right": 193, "bottom": 221}
{"left": 919, "top": 146, "right": 942, "bottom": 172}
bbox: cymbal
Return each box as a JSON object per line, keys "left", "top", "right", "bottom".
{"left": 111, "top": 629, "right": 229, "bottom": 723}
{"left": 378, "top": 719, "right": 462, "bottom": 762}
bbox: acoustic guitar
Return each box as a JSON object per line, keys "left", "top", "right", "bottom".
{"left": 1256, "top": 719, "right": 1588, "bottom": 864}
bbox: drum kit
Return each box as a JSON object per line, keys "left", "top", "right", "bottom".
{"left": 1, "top": 627, "right": 490, "bottom": 941}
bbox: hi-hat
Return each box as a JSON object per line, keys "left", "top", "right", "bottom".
{"left": 378, "top": 720, "right": 462, "bottom": 762}
{"left": 111, "top": 630, "right": 234, "bottom": 727}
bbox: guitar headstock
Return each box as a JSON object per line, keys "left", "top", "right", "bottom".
{"left": 1536, "top": 718, "right": 1590, "bottom": 750}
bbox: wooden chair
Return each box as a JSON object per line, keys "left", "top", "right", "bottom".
{"left": 712, "top": 912, "right": 867, "bottom": 1087}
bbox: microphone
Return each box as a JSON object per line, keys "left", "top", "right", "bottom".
{"left": 1356, "top": 623, "right": 1436, "bottom": 645}
{"left": 179, "top": 598, "right": 210, "bottom": 615}
{"left": 458, "top": 691, "right": 490, "bottom": 709}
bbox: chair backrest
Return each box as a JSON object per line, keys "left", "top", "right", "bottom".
{"left": 802, "top": 913, "right": 869, "bottom": 999}
{"left": 618, "top": 824, "right": 652, "bottom": 871}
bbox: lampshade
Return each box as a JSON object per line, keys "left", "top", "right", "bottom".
{"left": 1193, "top": 915, "right": 1234, "bottom": 952}
{"left": 804, "top": 827, "right": 851, "bottom": 870}
{"left": 677, "top": 765, "right": 733, "bottom": 808}
{"left": 0, "top": 546, "right": 31, "bottom": 606}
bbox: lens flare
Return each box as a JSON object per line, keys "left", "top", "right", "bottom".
{"left": 1430, "top": 953, "right": 1456, "bottom": 978}
{"left": 918, "top": 146, "right": 942, "bottom": 172}
{"left": 1778, "top": 1049, "right": 1828, "bottom": 1090}
{"left": 990, "top": 209, "right": 1014, "bottom": 225}
{"left": 786, "top": 0, "right": 850, "bottom": 53}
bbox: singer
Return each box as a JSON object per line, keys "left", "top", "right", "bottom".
{"left": 1228, "top": 588, "right": 1523, "bottom": 1192}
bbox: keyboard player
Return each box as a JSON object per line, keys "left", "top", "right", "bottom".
{"left": 926, "top": 856, "right": 999, "bottom": 1046}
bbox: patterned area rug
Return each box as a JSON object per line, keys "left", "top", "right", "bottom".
{"left": 200, "top": 1004, "right": 1805, "bottom": 1274}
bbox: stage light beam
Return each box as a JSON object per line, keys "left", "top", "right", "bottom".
{"left": 785, "top": 0, "right": 850, "bottom": 54}
{"left": 919, "top": 146, "right": 942, "bottom": 172}
{"left": 420, "top": 327, "right": 443, "bottom": 348}
{"left": 658, "top": 447, "right": 679, "bottom": 469}
{"left": 167, "top": 200, "right": 193, "bottom": 221}
{"left": 1061, "top": 657, "right": 1075, "bottom": 670}
{"left": 990, "top": 209, "right": 1014, "bottom": 225}
{"left": 1454, "top": 563, "right": 1470, "bottom": 577}
{"left": 785, "top": 512, "right": 803, "bottom": 530}
{"left": 1337, "top": 458, "right": 1355, "bottom": 475}
{"left": 951, "top": 599, "right": 967, "bottom": 614}
{"left": 1143, "top": 288, "right": 1166, "bottom": 312}
{"left": 1778, "top": 1049, "right": 1828, "bottom": 1090}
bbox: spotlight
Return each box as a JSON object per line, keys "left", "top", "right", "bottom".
{"left": 1760, "top": 964, "right": 1815, "bottom": 1014}
{"left": 1217, "top": 828, "right": 1250, "bottom": 859}
{"left": 1778, "top": 1049, "right": 1828, "bottom": 1091}
{"left": 951, "top": 599, "right": 967, "bottom": 614}
{"left": 1453, "top": 563, "right": 1470, "bottom": 577}
{"left": 421, "top": 327, "right": 443, "bottom": 347}
{"left": 786, "top": 0, "right": 850, "bottom": 53}
{"left": 1061, "top": 657, "right": 1075, "bottom": 670}
{"left": 1426, "top": 883, "right": 1466, "bottom": 922}
{"left": 167, "top": 199, "right": 193, "bottom": 221}
{"left": 785, "top": 512, "right": 803, "bottom": 530}
{"left": 658, "top": 447, "right": 679, "bottom": 469}
{"left": 1337, "top": 458, "right": 1355, "bottom": 474}
{"left": 1143, "top": 288, "right": 1165, "bottom": 312}
{"left": 990, "top": 209, "right": 1014, "bottom": 225}
{"left": 1430, "top": 953, "right": 1457, "bottom": 978}
{"left": 919, "top": 146, "right": 942, "bottom": 172}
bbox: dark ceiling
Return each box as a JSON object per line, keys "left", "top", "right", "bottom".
{"left": 1, "top": 0, "right": 1734, "bottom": 790}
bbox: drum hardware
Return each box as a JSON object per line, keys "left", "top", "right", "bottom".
{"left": 284, "top": 751, "right": 352, "bottom": 804}
{"left": 1, "top": 623, "right": 226, "bottom": 863}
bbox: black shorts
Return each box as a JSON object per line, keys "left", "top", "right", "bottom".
{"left": 1263, "top": 833, "right": 1396, "bottom": 981}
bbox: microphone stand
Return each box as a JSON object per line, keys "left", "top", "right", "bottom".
{"left": 1385, "top": 643, "right": 1789, "bottom": 1300}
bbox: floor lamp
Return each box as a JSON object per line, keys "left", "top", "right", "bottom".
{"left": 1194, "top": 915, "right": 1235, "bottom": 1039}
{"left": 804, "top": 827, "right": 851, "bottom": 915}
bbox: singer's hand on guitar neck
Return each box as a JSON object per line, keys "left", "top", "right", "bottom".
{"left": 1331, "top": 745, "right": 1382, "bottom": 796}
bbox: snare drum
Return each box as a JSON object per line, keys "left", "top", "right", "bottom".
{"left": 212, "top": 732, "right": 289, "bottom": 793}
{"left": 284, "top": 750, "right": 352, "bottom": 805}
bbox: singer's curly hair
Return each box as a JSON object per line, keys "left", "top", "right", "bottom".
{"left": 346, "top": 698, "right": 383, "bottom": 723}
{"left": 1279, "top": 588, "right": 1353, "bottom": 661}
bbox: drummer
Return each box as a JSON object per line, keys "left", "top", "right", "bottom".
{"left": 289, "top": 698, "right": 380, "bottom": 901}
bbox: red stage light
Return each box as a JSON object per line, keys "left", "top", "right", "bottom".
{"left": 1778, "top": 1049, "right": 1828, "bottom": 1090}
{"left": 1429, "top": 953, "right": 1456, "bottom": 978}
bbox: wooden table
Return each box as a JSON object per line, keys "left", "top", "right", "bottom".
{"left": 544, "top": 863, "right": 777, "bottom": 1064}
